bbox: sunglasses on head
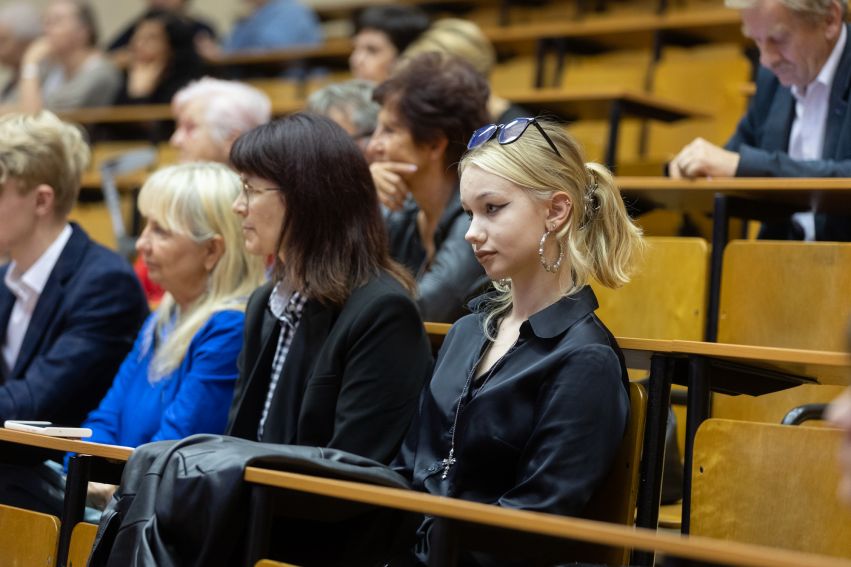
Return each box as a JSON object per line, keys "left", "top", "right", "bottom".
{"left": 467, "top": 117, "right": 562, "bottom": 157}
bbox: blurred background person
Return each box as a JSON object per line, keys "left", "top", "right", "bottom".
{"left": 133, "top": 77, "right": 271, "bottom": 304}
{"left": 350, "top": 4, "right": 430, "bottom": 83}
{"left": 8, "top": 0, "right": 121, "bottom": 113}
{"left": 195, "top": 0, "right": 321, "bottom": 65}
{"left": 402, "top": 18, "right": 530, "bottom": 124}
{"left": 368, "top": 53, "right": 490, "bottom": 322}
{"left": 0, "top": 2, "right": 42, "bottom": 105}
{"left": 82, "top": 161, "right": 265, "bottom": 509}
{"left": 114, "top": 9, "right": 205, "bottom": 106}
{"left": 107, "top": 0, "right": 216, "bottom": 67}
{"left": 306, "top": 79, "right": 379, "bottom": 156}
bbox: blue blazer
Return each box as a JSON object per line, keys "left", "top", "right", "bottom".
{"left": 725, "top": 24, "right": 851, "bottom": 241}
{"left": 0, "top": 224, "right": 149, "bottom": 426}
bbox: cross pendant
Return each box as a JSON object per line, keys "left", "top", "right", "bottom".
{"left": 440, "top": 449, "right": 456, "bottom": 479}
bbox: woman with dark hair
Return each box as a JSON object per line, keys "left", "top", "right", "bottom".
{"left": 226, "top": 113, "right": 432, "bottom": 464}
{"left": 367, "top": 52, "right": 490, "bottom": 322}
{"left": 114, "top": 9, "right": 204, "bottom": 107}
{"left": 350, "top": 4, "right": 429, "bottom": 83}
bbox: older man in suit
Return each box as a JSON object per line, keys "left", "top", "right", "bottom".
{"left": 0, "top": 112, "right": 148, "bottom": 514}
{"left": 669, "top": 0, "right": 851, "bottom": 241}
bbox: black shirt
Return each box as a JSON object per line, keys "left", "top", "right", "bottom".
{"left": 393, "top": 286, "right": 630, "bottom": 566}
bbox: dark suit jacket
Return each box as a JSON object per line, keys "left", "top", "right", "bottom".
{"left": 0, "top": 223, "right": 148, "bottom": 425}
{"left": 725, "top": 24, "right": 851, "bottom": 241}
{"left": 226, "top": 271, "right": 433, "bottom": 465}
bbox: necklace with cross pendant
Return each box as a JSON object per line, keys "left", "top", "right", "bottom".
{"left": 440, "top": 448, "right": 456, "bottom": 479}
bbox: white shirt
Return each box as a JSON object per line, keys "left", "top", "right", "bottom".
{"left": 2, "top": 225, "right": 72, "bottom": 373}
{"left": 787, "top": 25, "right": 847, "bottom": 240}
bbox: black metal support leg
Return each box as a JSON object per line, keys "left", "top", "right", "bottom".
{"left": 534, "top": 39, "right": 549, "bottom": 89}
{"left": 58, "top": 455, "right": 91, "bottom": 567}
{"left": 680, "top": 356, "right": 712, "bottom": 534}
{"left": 244, "top": 485, "right": 273, "bottom": 566}
{"left": 429, "top": 518, "right": 461, "bottom": 567}
{"left": 605, "top": 100, "right": 623, "bottom": 171}
{"left": 632, "top": 354, "right": 673, "bottom": 567}
{"left": 705, "top": 193, "right": 729, "bottom": 342}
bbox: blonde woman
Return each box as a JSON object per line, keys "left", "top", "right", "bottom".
{"left": 392, "top": 118, "right": 644, "bottom": 566}
{"left": 82, "top": 162, "right": 264, "bottom": 451}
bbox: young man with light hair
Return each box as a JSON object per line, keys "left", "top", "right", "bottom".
{"left": 0, "top": 112, "right": 148, "bottom": 515}
{"left": 669, "top": 0, "right": 851, "bottom": 240}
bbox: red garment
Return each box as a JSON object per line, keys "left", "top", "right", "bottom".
{"left": 133, "top": 256, "right": 164, "bottom": 304}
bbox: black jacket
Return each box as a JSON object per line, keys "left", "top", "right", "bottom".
{"left": 386, "top": 190, "right": 489, "bottom": 323}
{"left": 88, "top": 435, "right": 420, "bottom": 567}
{"left": 725, "top": 24, "right": 851, "bottom": 241}
{"left": 226, "top": 271, "right": 432, "bottom": 465}
{"left": 393, "top": 287, "right": 630, "bottom": 566}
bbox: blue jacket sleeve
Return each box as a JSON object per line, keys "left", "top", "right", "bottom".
{"left": 82, "top": 315, "right": 155, "bottom": 446}
{"left": 151, "top": 310, "right": 245, "bottom": 442}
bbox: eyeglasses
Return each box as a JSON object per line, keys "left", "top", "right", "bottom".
{"left": 467, "top": 117, "right": 562, "bottom": 158}
{"left": 240, "top": 178, "right": 280, "bottom": 206}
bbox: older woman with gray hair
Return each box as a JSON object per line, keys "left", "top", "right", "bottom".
{"left": 169, "top": 77, "right": 272, "bottom": 164}
{"left": 307, "top": 79, "right": 379, "bottom": 155}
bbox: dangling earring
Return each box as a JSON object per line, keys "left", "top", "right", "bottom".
{"left": 538, "top": 227, "right": 564, "bottom": 273}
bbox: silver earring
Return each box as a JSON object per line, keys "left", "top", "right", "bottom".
{"left": 538, "top": 229, "right": 564, "bottom": 273}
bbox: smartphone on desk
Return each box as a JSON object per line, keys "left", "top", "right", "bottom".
{"left": 4, "top": 420, "right": 92, "bottom": 438}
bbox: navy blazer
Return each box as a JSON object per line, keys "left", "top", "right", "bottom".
{"left": 725, "top": 24, "right": 851, "bottom": 240}
{"left": 226, "top": 271, "right": 433, "bottom": 465}
{"left": 393, "top": 287, "right": 629, "bottom": 566}
{"left": 0, "top": 224, "right": 148, "bottom": 425}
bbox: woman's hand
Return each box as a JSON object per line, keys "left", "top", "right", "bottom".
{"left": 86, "top": 481, "right": 118, "bottom": 510}
{"left": 22, "top": 37, "right": 54, "bottom": 68}
{"left": 370, "top": 161, "right": 416, "bottom": 212}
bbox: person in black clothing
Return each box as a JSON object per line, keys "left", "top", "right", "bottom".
{"left": 367, "top": 52, "right": 491, "bottom": 322}
{"left": 107, "top": 0, "right": 215, "bottom": 67}
{"left": 391, "top": 117, "right": 644, "bottom": 566}
{"left": 350, "top": 4, "right": 429, "bottom": 83}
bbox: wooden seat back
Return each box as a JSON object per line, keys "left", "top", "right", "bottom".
{"left": 690, "top": 419, "right": 851, "bottom": 558}
{"left": 0, "top": 503, "right": 61, "bottom": 566}
{"left": 593, "top": 236, "right": 709, "bottom": 341}
{"left": 718, "top": 241, "right": 851, "bottom": 350}
{"left": 67, "top": 522, "right": 98, "bottom": 567}
{"left": 577, "top": 381, "right": 648, "bottom": 565}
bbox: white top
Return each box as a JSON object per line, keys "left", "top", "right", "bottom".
{"left": 787, "top": 25, "right": 847, "bottom": 241}
{"left": 2, "top": 224, "right": 72, "bottom": 373}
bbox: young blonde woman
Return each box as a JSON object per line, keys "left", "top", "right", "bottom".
{"left": 392, "top": 117, "right": 644, "bottom": 566}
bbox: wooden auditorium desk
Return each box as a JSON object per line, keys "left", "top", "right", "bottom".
{"left": 499, "top": 87, "right": 709, "bottom": 168}
{"left": 242, "top": 467, "right": 851, "bottom": 567}
{"left": 617, "top": 176, "right": 851, "bottom": 340}
{"left": 0, "top": 427, "right": 132, "bottom": 566}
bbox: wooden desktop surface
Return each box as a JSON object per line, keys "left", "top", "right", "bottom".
{"left": 243, "top": 467, "right": 851, "bottom": 567}
{"left": 0, "top": 428, "right": 133, "bottom": 460}
{"left": 617, "top": 176, "right": 851, "bottom": 212}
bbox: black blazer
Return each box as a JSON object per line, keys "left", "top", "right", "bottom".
{"left": 226, "top": 271, "right": 433, "bottom": 465}
{"left": 725, "top": 24, "right": 851, "bottom": 241}
{"left": 0, "top": 224, "right": 148, "bottom": 425}
{"left": 393, "top": 287, "right": 629, "bottom": 566}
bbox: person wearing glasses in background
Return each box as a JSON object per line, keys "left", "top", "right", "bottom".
{"left": 390, "top": 117, "right": 644, "bottom": 567}
{"left": 226, "top": 113, "right": 432, "bottom": 468}
{"left": 368, "top": 53, "right": 490, "bottom": 322}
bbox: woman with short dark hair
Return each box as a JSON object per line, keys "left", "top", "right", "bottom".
{"left": 226, "top": 113, "right": 432, "bottom": 464}
{"left": 368, "top": 52, "right": 491, "bottom": 322}
{"left": 350, "top": 4, "right": 429, "bottom": 83}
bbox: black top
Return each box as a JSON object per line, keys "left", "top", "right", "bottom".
{"left": 226, "top": 271, "right": 433, "bottom": 465}
{"left": 393, "top": 286, "right": 630, "bottom": 566}
{"left": 108, "top": 15, "right": 216, "bottom": 51}
{"left": 385, "top": 189, "right": 488, "bottom": 323}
